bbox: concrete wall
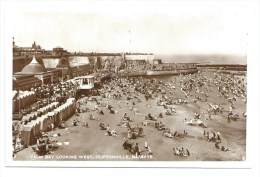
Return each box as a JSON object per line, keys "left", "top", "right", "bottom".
{"left": 68, "top": 56, "right": 89, "bottom": 67}
{"left": 99, "top": 56, "right": 124, "bottom": 67}
{"left": 42, "top": 59, "right": 60, "bottom": 69}
{"left": 42, "top": 56, "right": 90, "bottom": 69}
{"left": 125, "top": 54, "right": 155, "bottom": 63}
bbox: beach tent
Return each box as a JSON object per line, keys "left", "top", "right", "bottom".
{"left": 48, "top": 103, "right": 55, "bottom": 110}
{"left": 46, "top": 104, "right": 53, "bottom": 112}
{"left": 52, "top": 111, "right": 60, "bottom": 127}
{"left": 13, "top": 99, "right": 19, "bottom": 113}
{"left": 71, "top": 103, "right": 76, "bottom": 115}
{"left": 38, "top": 115, "right": 50, "bottom": 132}
{"left": 60, "top": 106, "right": 67, "bottom": 121}
{"left": 47, "top": 112, "right": 55, "bottom": 123}
{"left": 30, "top": 112, "right": 38, "bottom": 121}
{"left": 12, "top": 121, "right": 23, "bottom": 132}
{"left": 43, "top": 106, "right": 49, "bottom": 113}
{"left": 37, "top": 108, "right": 44, "bottom": 115}
{"left": 30, "top": 120, "right": 41, "bottom": 138}
{"left": 64, "top": 104, "right": 70, "bottom": 120}
{"left": 68, "top": 102, "right": 76, "bottom": 117}
{"left": 22, "top": 114, "right": 35, "bottom": 123}
{"left": 16, "top": 121, "right": 25, "bottom": 132}
{"left": 67, "top": 103, "right": 72, "bottom": 118}
{"left": 32, "top": 111, "right": 41, "bottom": 118}
{"left": 21, "top": 124, "right": 35, "bottom": 145}
{"left": 30, "top": 112, "right": 39, "bottom": 120}
{"left": 67, "top": 103, "right": 72, "bottom": 117}
{"left": 53, "top": 111, "right": 62, "bottom": 127}
{"left": 66, "top": 98, "right": 76, "bottom": 117}
{"left": 12, "top": 91, "right": 36, "bottom": 112}
{"left": 65, "top": 104, "right": 71, "bottom": 120}
{"left": 43, "top": 106, "right": 50, "bottom": 113}
{"left": 13, "top": 90, "right": 18, "bottom": 99}
{"left": 38, "top": 107, "right": 47, "bottom": 115}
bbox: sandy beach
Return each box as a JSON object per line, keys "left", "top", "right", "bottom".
{"left": 14, "top": 71, "right": 246, "bottom": 161}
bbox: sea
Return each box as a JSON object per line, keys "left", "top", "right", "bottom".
{"left": 155, "top": 54, "right": 247, "bottom": 65}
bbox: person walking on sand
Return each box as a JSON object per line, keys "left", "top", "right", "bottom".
{"left": 134, "top": 143, "right": 140, "bottom": 156}
{"left": 106, "top": 124, "right": 112, "bottom": 136}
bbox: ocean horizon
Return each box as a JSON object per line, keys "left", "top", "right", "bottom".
{"left": 154, "top": 54, "right": 247, "bottom": 65}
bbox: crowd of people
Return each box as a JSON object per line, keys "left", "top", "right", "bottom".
{"left": 125, "top": 61, "right": 197, "bottom": 71}
{"left": 13, "top": 67, "right": 246, "bottom": 160}
{"left": 82, "top": 70, "right": 244, "bottom": 156}
{"left": 16, "top": 81, "right": 78, "bottom": 117}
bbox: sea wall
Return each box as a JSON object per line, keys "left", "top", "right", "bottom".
{"left": 118, "top": 68, "right": 198, "bottom": 77}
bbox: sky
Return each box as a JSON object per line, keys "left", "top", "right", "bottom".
{"left": 11, "top": 1, "right": 248, "bottom": 56}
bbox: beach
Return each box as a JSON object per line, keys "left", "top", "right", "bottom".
{"left": 14, "top": 71, "right": 246, "bottom": 161}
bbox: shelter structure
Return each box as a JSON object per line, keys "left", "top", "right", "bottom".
{"left": 77, "top": 75, "right": 95, "bottom": 90}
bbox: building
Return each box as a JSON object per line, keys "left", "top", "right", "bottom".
{"left": 21, "top": 55, "right": 47, "bottom": 74}
{"left": 13, "top": 38, "right": 45, "bottom": 56}
{"left": 13, "top": 55, "right": 61, "bottom": 90}
{"left": 77, "top": 75, "right": 95, "bottom": 90}
{"left": 126, "top": 59, "right": 146, "bottom": 66}
{"left": 53, "top": 46, "right": 67, "bottom": 56}
{"left": 153, "top": 59, "right": 162, "bottom": 64}
{"left": 13, "top": 74, "right": 41, "bottom": 90}
{"left": 42, "top": 57, "right": 93, "bottom": 79}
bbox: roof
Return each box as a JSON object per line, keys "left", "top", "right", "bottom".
{"left": 13, "top": 45, "right": 20, "bottom": 48}
{"left": 21, "top": 55, "right": 47, "bottom": 73}
{"left": 13, "top": 75, "right": 41, "bottom": 85}
{"left": 78, "top": 75, "right": 95, "bottom": 79}
{"left": 54, "top": 46, "right": 63, "bottom": 49}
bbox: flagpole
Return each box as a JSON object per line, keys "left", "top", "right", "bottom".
{"left": 129, "top": 29, "right": 131, "bottom": 53}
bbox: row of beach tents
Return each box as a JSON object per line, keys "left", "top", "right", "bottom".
{"left": 13, "top": 90, "right": 36, "bottom": 113}
{"left": 20, "top": 98, "right": 76, "bottom": 145}
{"left": 21, "top": 102, "right": 60, "bottom": 123}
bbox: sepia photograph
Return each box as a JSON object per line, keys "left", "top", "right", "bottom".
{"left": 1, "top": 0, "right": 260, "bottom": 176}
